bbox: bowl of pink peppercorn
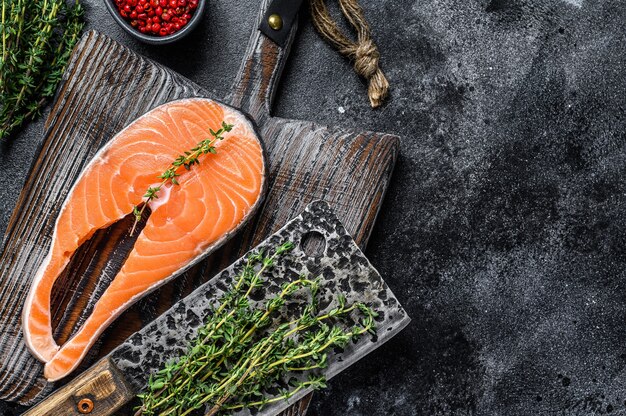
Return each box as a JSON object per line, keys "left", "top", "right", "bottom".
{"left": 105, "top": 0, "right": 204, "bottom": 44}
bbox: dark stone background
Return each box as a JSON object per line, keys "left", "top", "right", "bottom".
{"left": 2, "top": 0, "right": 626, "bottom": 414}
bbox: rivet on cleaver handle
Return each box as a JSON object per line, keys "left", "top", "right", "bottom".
{"left": 259, "top": 0, "right": 305, "bottom": 47}
{"left": 25, "top": 201, "right": 410, "bottom": 416}
{"left": 21, "top": 358, "right": 134, "bottom": 416}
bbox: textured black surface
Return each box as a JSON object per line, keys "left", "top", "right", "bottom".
{"left": 2, "top": 0, "right": 626, "bottom": 415}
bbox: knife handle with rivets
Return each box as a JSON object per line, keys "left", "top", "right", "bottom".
{"left": 227, "top": 0, "right": 303, "bottom": 126}
{"left": 22, "top": 358, "right": 133, "bottom": 416}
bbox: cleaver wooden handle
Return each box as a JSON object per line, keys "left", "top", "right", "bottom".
{"left": 227, "top": 0, "right": 300, "bottom": 125}
{"left": 22, "top": 358, "right": 133, "bottom": 416}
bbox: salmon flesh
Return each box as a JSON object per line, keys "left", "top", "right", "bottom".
{"left": 21, "top": 98, "right": 266, "bottom": 381}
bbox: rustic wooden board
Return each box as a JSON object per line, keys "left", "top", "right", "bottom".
{"left": 0, "top": 0, "right": 399, "bottom": 409}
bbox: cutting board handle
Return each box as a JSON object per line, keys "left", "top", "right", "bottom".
{"left": 227, "top": 0, "right": 300, "bottom": 125}
{"left": 22, "top": 358, "right": 133, "bottom": 416}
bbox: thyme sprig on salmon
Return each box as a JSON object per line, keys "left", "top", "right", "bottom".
{"left": 135, "top": 242, "right": 378, "bottom": 416}
{"left": 130, "top": 121, "right": 234, "bottom": 236}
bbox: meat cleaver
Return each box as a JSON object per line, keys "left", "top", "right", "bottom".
{"left": 22, "top": 201, "right": 410, "bottom": 416}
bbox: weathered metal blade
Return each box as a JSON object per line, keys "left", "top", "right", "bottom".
{"left": 109, "top": 200, "right": 410, "bottom": 415}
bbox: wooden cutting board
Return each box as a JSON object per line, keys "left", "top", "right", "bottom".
{"left": 0, "top": 0, "right": 399, "bottom": 409}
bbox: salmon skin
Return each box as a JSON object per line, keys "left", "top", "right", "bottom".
{"left": 21, "top": 98, "right": 266, "bottom": 382}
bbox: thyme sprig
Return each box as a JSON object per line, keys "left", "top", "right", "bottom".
{"left": 135, "top": 242, "right": 378, "bottom": 416}
{"left": 0, "top": 0, "right": 84, "bottom": 140}
{"left": 130, "top": 121, "right": 234, "bottom": 236}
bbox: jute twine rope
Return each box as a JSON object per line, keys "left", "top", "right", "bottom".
{"left": 310, "top": 0, "right": 389, "bottom": 108}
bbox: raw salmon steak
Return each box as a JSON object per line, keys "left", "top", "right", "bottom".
{"left": 21, "top": 98, "right": 266, "bottom": 381}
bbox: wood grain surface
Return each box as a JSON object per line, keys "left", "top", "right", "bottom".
{"left": 0, "top": 0, "right": 400, "bottom": 410}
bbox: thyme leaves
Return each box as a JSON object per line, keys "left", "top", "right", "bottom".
{"left": 135, "top": 242, "right": 378, "bottom": 416}
{"left": 129, "top": 121, "right": 233, "bottom": 236}
{"left": 0, "top": 0, "right": 84, "bottom": 140}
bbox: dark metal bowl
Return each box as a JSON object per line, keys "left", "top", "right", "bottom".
{"left": 104, "top": 0, "right": 205, "bottom": 45}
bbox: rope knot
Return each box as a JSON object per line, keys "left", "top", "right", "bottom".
{"left": 353, "top": 40, "right": 379, "bottom": 79}
{"left": 310, "top": 0, "right": 390, "bottom": 108}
